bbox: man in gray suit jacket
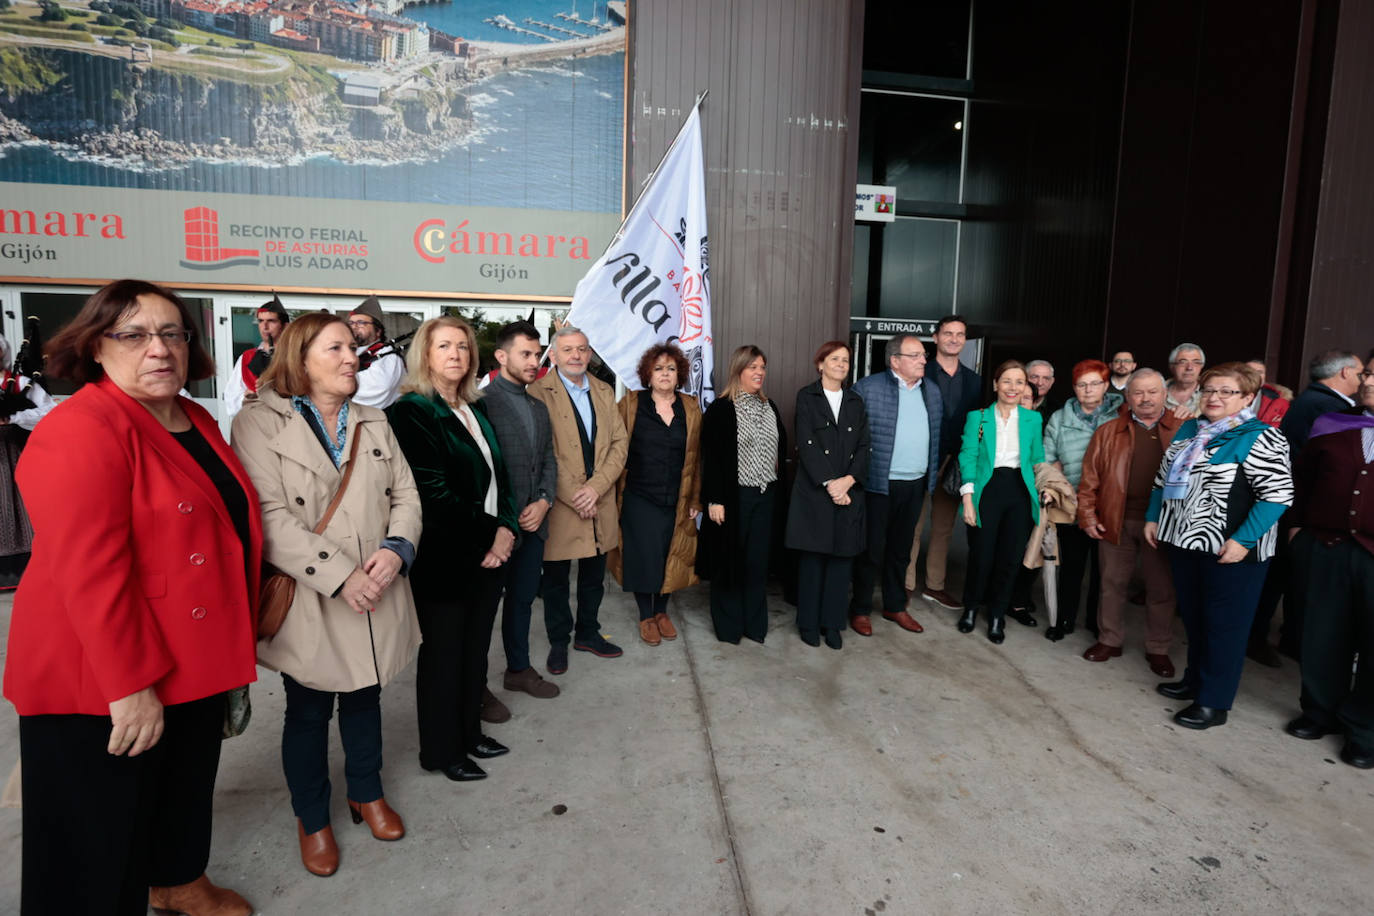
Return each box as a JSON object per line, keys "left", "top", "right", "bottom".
{"left": 483, "top": 321, "right": 561, "bottom": 709}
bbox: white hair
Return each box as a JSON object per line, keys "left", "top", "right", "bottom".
{"left": 1168, "top": 343, "right": 1205, "bottom": 365}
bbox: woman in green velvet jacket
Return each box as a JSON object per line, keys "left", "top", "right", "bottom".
{"left": 956, "top": 360, "right": 1045, "bottom": 644}
{"left": 387, "top": 316, "right": 518, "bottom": 784}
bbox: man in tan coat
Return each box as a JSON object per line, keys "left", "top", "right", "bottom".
{"left": 529, "top": 325, "right": 629, "bottom": 675}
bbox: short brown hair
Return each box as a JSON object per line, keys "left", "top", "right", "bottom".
{"left": 635, "top": 342, "right": 690, "bottom": 389}
{"left": 720, "top": 345, "right": 768, "bottom": 401}
{"left": 992, "top": 359, "right": 1026, "bottom": 383}
{"left": 813, "top": 340, "right": 850, "bottom": 369}
{"left": 258, "top": 311, "right": 350, "bottom": 398}
{"left": 1200, "top": 361, "right": 1262, "bottom": 397}
{"left": 45, "top": 279, "right": 214, "bottom": 384}
{"left": 401, "top": 316, "right": 482, "bottom": 404}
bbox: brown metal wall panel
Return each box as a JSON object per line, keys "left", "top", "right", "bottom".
{"left": 1301, "top": 0, "right": 1374, "bottom": 366}
{"left": 628, "top": 0, "right": 863, "bottom": 411}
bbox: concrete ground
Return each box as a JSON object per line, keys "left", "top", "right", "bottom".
{"left": 1, "top": 561, "right": 1371, "bottom": 915}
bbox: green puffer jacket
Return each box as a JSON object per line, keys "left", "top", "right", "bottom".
{"left": 1043, "top": 392, "right": 1124, "bottom": 487}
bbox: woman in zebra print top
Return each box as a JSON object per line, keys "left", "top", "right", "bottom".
{"left": 1144, "top": 362, "right": 1293, "bottom": 731}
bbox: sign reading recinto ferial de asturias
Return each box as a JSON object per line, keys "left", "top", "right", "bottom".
{"left": 0, "top": 0, "right": 627, "bottom": 296}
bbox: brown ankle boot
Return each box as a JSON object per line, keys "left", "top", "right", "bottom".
{"left": 297, "top": 820, "right": 340, "bottom": 877}
{"left": 348, "top": 797, "right": 405, "bottom": 840}
{"left": 148, "top": 873, "right": 252, "bottom": 916}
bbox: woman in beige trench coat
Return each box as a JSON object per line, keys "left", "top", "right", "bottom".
{"left": 232, "top": 313, "right": 422, "bottom": 878}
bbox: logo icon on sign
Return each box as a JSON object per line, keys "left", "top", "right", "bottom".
{"left": 179, "top": 207, "right": 260, "bottom": 269}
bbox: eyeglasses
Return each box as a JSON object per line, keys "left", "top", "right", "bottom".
{"left": 103, "top": 329, "right": 193, "bottom": 348}
{"left": 1074, "top": 380, "right": 1106, "bottom": 390}
{"left": 1200, "top": 387, "right": 1243, "bottom": 398}
{"left": 346, "top": 319, "right": 376, "bottom": 329}
{"left": 1111, "top": 358, "right": 1135, "bottom": 365}
{"left": 897, "top": 352, "right": 925, "bottom": 360}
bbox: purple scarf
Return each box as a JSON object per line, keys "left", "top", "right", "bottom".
{"left": 1309, "top": 410, "right": 1374, "bottom": 440}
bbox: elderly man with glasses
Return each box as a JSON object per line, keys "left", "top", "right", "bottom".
{"left": 1165, "top": 343, "right": 1206, "bottom": 419}
{"left": 347, "top": 296, "right": 405, "bottom": 409}
{"left": 849, "top": 333, "right": 942, "bottom": 637}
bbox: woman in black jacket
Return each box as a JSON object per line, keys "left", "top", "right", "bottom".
{"left": 696, "top": 345, "right": 787, "bottom": 644}
{"left": 785, "top": 341, "right": 869, "bottom": 649}
{"left": 387, "top": 316, "right": 519, "bottom": 783}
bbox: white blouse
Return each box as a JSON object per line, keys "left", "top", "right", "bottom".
{"left": 452, "top": 403, "right": 499, "bottom": 516}
{"left": 993, "top": 406, "right": 1021, "bottom": 469}
{"left": 822, "top": 386, "right": 843, "bottom": 422}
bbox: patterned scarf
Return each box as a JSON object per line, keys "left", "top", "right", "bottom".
{"left": 1162, "top": 406, "right": 1255, "bottom": 500}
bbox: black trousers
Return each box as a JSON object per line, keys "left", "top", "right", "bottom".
{"left": 1170, "top": 547, "right": 1269, "bottom": 710}
{"left": 1294, "top": 532, "right": 1374, "bottom": 744}
{"left": 797, "top": 551, "right": 853, "bottom": 636}
{"left": 1251, "top": 527, "right": 1301, "bottom": 653}
{"left": 414, "top": 566, "right": 504, "bottom": 770}
{"left": 851, "top": 477, "right": 926, "bottom": 616}
{"left": 281, "top": 675, "right": 383, "bottom": 835}
{"left": 500, "top": 532, "right": 546, "bottom": 672}
{"left": 541, "top": 553, "right": 607, "bottom": 646}
{"left": 711, "top": 484, "right": 775, "bottom": 643}
{"left": 19, "top": 694, "right": 223, "bottom": 916}
{"left": 964, "top": 468, "right": 1033, "bottom": 619}
{"left": 1056, "top": 522, "right": 1101, "bottom": 630}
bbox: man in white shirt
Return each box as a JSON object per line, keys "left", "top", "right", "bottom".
{"left": 348, "top": 296, "right": 405, "bottom": 409}
{"left": 223, "top": 295, "right": 288, "bottom": 419}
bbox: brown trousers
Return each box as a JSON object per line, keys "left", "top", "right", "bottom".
{"left": 1097, "top": 517, "right": 1176, "bottom": 653}
{"left": 907, "top": 463, "right": 961, "bottom": 592}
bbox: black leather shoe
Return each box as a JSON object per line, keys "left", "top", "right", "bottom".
{"left": 1044, "top": 624, "right": 1064, "bottom": 642}
{"left": 425, "top": 759, "right": 487, "bottom": 781}
{"left": 470, "top": 736, "right": 510, "bottom": 759}
{"left": 823, "top": 628, "right": 842, "bottom": 650}
{"left": 1341, "top": 740, "right": 1374, "bottom": 769}
{"left": 799, "top": 630, "right": 820, "bottom": 647}
{"left": 1007, "top": 607, "right": 1038, "bottom": 627}
{"left": 1286, "top": 715, "right": 1337, "bottom": 741}
{"left": 1061, "top": 621, "right": 1076, "bottom": 636}
{"left": 1174, "top": 704, "right": 1227, "bottom": 729}
{"left": 986, "top": 616, "right": 1005, "bottom": 644}
{"left": 547, "top": 644, "right": 569, "bottom": 675}
{"left": 1156, "top": 680, "right": 1197, "bottom": 701}
{"left": 957, "top": 607, "right": 978, "bottom": 634}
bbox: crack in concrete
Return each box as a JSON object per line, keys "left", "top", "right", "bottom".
{"left": 679, "top": 617, "right": 753, "bottom": 916}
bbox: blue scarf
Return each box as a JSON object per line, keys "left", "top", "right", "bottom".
{"left": 1162, "top": 407, "right": 1255, "bottom": 500}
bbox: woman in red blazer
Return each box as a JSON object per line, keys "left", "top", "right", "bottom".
{"left": 3, "top": 280, "right": 261, "bottom": 916}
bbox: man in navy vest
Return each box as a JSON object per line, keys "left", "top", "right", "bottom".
{"left": 849, "top": 333, "right": 942, "bottom": 637}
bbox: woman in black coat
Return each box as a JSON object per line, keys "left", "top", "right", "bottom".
{"left": 785, "top": 341, "right": 869, "bottom": 649}
{"left": 696, "top": 345, "right": 788, "bottom": 644}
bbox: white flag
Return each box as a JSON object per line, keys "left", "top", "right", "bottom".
{"left": 566, "top": 105, "right": 715, "bottom": 406}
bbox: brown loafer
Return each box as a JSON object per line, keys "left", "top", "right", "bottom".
{"left": 1146, "top": 653, "right": 1176, "bottom": 678}
{"left": 850, "top": 615, "right": 873, "bottom": 637}
{"left": 503, "top": 666, "right": 560, "bottom": 698}
{"left": 922, "top": 587, "right": 964, "bottom": 610}
{"left": 882, "top": 610, "right": 925, "bottom": 633}
{"left": 639, "top": 618, "right": 661, "bottom": 645}
{"left": 297, "top": 820, "right": 339, "bottom": 877}
{"left": 654, "top": 611, "right": 678, "bottom": 640}
{"left": 480, "top": 686, "right": 511, "bottom": 723}
{"left": 1082, "top": 642, "right": 1124, "bottom": 662}
{"left": 149, "top": 873, "right": 252, "bottom": 916}
{"left": 348, "top": 797, "right": 405, "bottom": 841}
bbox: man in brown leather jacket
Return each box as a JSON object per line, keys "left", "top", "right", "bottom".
{"left": 1077, "top": 368, "right": 1183, "bottom": 676}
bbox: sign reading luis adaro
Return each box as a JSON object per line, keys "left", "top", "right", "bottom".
{"left": 0, "top": 0, "right": 626, "bottom": 297}
{"left": 0, "top": 184, "right": 620, "bottom": 297}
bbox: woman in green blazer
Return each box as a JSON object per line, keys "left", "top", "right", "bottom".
{"left": 956, "top": 360, "right": 1045, "bottom": 643}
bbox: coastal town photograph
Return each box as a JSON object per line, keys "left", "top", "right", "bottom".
{"left": 0, "top": 0, "right": 626, "bottom": 210}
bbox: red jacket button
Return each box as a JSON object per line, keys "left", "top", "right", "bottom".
{"left": 190, "top": 553, "right": 206, "bottom": 566}
{"left": 177, "top": 501, "right": 193, "bottom": 514}
{"left": 190, "top": 606, "right": 207, "bottom": 620}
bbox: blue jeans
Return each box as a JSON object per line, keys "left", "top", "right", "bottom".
{"left": 281, "top": 675, "right": 383, "bottom": 834}
{"left": 501, "top": 533, "right": 546, "bottom": 671}
{"left": 1168, "top": 548, "right": 1270, "bottom": 710}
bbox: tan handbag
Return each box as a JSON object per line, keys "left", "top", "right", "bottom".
{"left": 258, "top": 434, "right": 363, "bottom": 639}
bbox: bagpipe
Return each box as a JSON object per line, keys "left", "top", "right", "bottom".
{"left": 0, "top": 316, "right": 45, "bottom": 419}
{"left": 357, "top": 329, "right": 415, "bottom": 372}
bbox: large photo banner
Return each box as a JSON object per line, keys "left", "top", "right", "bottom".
{"left": 0, "top": 0, "right": 627, "bottom": 296}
